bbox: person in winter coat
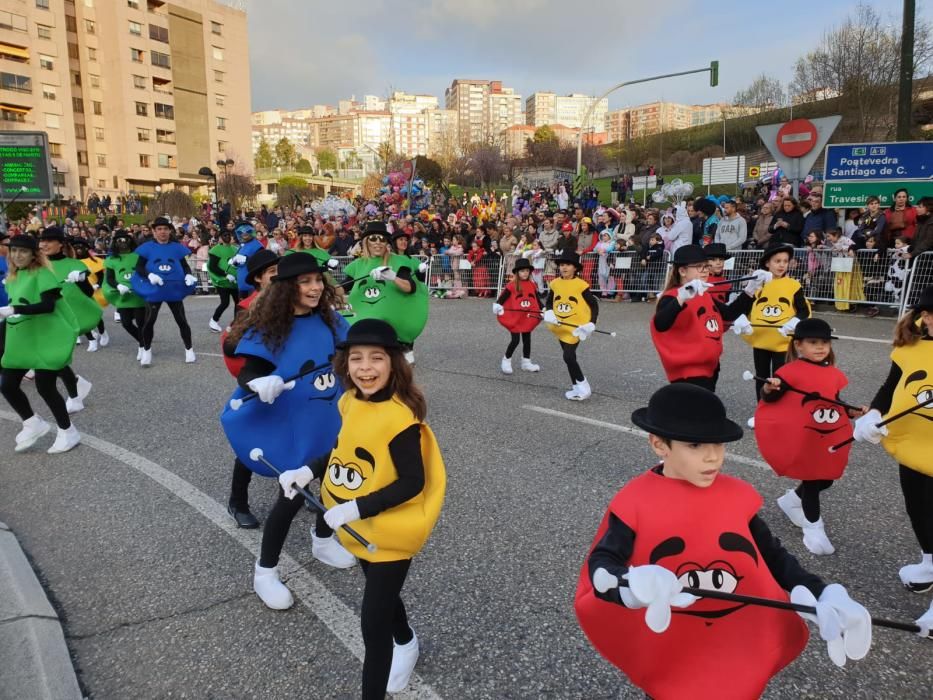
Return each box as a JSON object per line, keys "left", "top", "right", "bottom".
{"left": 769, "top": 197, "right": 805, "bottom": 246}
{"left": 910, "top": 197, "right": 933, "bottom": 260}
{"left": 801, "top": 193, "right": 838, "bottom": 246}
{"left": 883, "top": 188, "right": 918, "bottom": 247}
{"left": 752, "top": 202, "right": 774, "bottom": 248}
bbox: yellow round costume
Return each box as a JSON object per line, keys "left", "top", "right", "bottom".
{"left": 320, "top": 392, "right": 446, "bottom": 562}
{"left": 741, "top": 276, "right": 810, "bottom": 353}
{"left": 882, "top": 341, "right": 933, "bottom": 475}
{"left": 80, "top": 255, "right": 109, "bottom": 308}
{"left": 548, "top": 277, "right": 592, "bottom": 345}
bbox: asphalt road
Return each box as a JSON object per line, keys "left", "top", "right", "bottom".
{"left": 0, "top": 295, "right": 930, "bottom": 699}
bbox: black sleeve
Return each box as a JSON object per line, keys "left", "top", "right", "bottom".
{"left": 582, "top": 288, "right": 599, "bottom": 323}
{"left": 760, "top": 382, "right": 788, "bottom": 403}
{"left": 716, "top": 291, "right": 753, "bottom": 322}
{"left": 587, "top": 513, "right": 636, "bottom": 605}
{"left": 235, "top": 353, "right": 277, "bottom": 391}
{"left": 104, "top": 267, "right": 117, "bottom": 288}
{"left": 793, "top": 287, "right": 810, "bottom": 319}
{"left": 11, "top": 288, "right": 61, "bottom": 315}
{"left": 496, "top": 287, "right": 512, "bottom": 305}
{"left": 870, "top": 361, "right": 901, "bottom": 415}
{"left": 207, "top": 253, "right": 225, "bottom": 278}
{"left": 544, "top": 289, "right": 554, "bottom": 310}
{"left": 356, "top": 424, "right": 425, "bottom": 518}
{"left": 75, "top": 278, "right": 95, "bottom": 298}
{"left": 135, "top": 252, "right": 148, "bottom": 277}
{"left": 395, "top": 265, "right": 415, "bottom": 295}
{"left": 179, "top": 256, "right": 192, "bottom": 276}
{"left": 653, "top": 294, "right": 683, "bottom": 332}
{"left": 750, "top": 515, "right": 825, "bottom": 596}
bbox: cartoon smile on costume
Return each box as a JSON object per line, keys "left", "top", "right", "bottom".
{"left": 882, "top": 343, "right": 933, "bottom": 474}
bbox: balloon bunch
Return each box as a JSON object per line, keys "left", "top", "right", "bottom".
{"left": 651, "top": 178, "right": 695, "bottom": 205}
{"left": 378, "top": 171, "right": 431, "bottom": 213}
{"left": 363, "top": 202, "right": 380, "bottom": 219}
{"left": 309, "top": 194, "right": 357, "bottom": 219}
{"left": 512, "top": 195, "right": 532, "bottom": 218}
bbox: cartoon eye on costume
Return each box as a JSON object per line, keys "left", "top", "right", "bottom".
{"left": 761, "top": 305, "right": 784, "bottom": 318}
{"left": 364, "top": 288, "right": 381, "bottom": 299}
{"left": 313, "top": 372, "right": 337, "bottom": 392}
{"left": 158, "top": 264, "right": 172, "bottom": 272}
{"left": 327, "top": 461, "right": 344, "bottom": 485}
{"left": 122, "top": 272, "right": 132, "bottom": 281}
{"left": 341, "top": 466, "right": 366, "bottom": 491}
{"left": 520, "top": 299, "right": 531, "bottom": 308}
{"left": 677, "top": 564, "right": 740, "bottom": 593}
{"left": 812, "top": 407, "right": 841, "bottom": 424}
{"left": 916, "top": 387, "right": 933, "bottom": 406}
{"left": 556, "top": 302, "right": 573, "bottom": 313}
{"left": 705, "top": 318, "right": 720, "bottom": 333}
{"left": 327, "top": 461, "right": 366, "bottom": 490}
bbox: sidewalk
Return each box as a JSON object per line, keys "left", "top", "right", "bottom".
{"left": 0, "top": 520, "right": 82, "bottom": 700}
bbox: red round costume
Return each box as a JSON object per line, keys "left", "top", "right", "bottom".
{"left": 706, "top": 274, "right": 729, "bottom": 305}
{"left": 650, "top": 288, "right": 725, "bottom": 381}
{"left": 221, "top": 291, "right": 258, "bottom": 377}
{"left": 497, "top": 279, "right": 542, "bottom": 334}
{"left": 575, "top": 471, "right": 808, "bottom": 700}
{"left": 754, "top": 360, "right": 853, "bottom": 480}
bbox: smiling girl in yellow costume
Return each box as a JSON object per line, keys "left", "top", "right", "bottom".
{"left": 543, "top": 251, "right": 599, "bottom": 400}
{"left": 279, "top": 318, "right": 446, "bottom": 698}
{"left": 732, "top": 241, "right": 811, "bottom": 427}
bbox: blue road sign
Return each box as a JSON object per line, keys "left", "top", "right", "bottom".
{"left": 824, "top": 142, "right": 933, "bottom": 182}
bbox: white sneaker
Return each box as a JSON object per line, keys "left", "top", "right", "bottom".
{"left": 404, "top": 350, "right": 415, "bottom": 365}
{"left": 140, "top": 348, "right": 152, "bottom": 367}
{"left": 500, "top": 356, "right": 513, "bottom": 375}
{"left": 520, "top": 358, "right": 540, "bottom": 372}
{"left": 311, "top": 529, "right": 357, "bottom": 569}
{"left": 76, "top": 375, "right": 92, "bottom": 401}
{"left": 386, "top": 632, "right": 420, "bottom": 693}
{"left": 185, "top": 348, "right": 196, "bottom": 363}
{"left": 747, "top": 416, "right": 756, "bottom": 429}
{"left": 253, "top": 562, "right": 294, "bottom": 610}
{"left": 65, "top": 396, "right": 85, "bottom": 414}
{"left": 802, "top": 519, "right": 835, "bottom": 555}
{"left": 113, "top": 310, "right": 121, "bottom": 323}
{"left": 565, "top": 385, "right": 581, "bottom": 400}
{"left": 47, "top": 425, "right": 81, "bottom": 454}
{"left": 777, "top": 489, "right": 807, "bottom": 528}
{"left": 86, "top": 338, "right": 99, "bottom": 352}
{"left": 76, "top": 336, "right": 83, "bottom": 345}
{"left": 899, "top": 553, "right": 933, "bottom": 592}
{"left": 576, "top": 378, "right": 592, "bottom": 400}
{"left": 98, "top": 330, "right": 110, "bottom": 347}
{"left": 15, "top": 416, "right": 50, "bottom": 452}
{"left": 24, "top": 369, "right": 34, "bottom": 380}
{"left": 209, "top": 319, "right": 223, "bottom": 333}
{"left": 136, "top": 346, "right": 144, "bottom": 362}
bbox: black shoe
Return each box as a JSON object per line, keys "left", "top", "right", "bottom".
{"left": 227, "top": 503, "right": 260, "bottom": 529}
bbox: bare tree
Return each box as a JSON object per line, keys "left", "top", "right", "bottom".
{"left": 464, "top": 143, "right": 506, "bottom": 187}
{"left": 146, "top": 190, "right": 197, "bottom": 219}
{"left": 733, "top": 74, "right": 786, "bottom": 113}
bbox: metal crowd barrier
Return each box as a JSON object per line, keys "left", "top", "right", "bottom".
{"left": 901, "top": 250, "right": 933, "bottom": 312}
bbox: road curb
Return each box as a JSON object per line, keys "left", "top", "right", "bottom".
{"left": 0, "top": 520, "right": 82, "bottom": 700}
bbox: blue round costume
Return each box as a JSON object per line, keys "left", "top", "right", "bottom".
{"left": 0, "top": 255, "right": 8, "bottom": 306}
{"left": 235, "top": 239, "right": 264, "bottom": 294}
{"left": 130, "top": 240, "right": 195, "bottom": 303}
{"left": 220, "top": 312, "right": 349, "bottom": 477}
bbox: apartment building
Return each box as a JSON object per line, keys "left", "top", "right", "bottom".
{"left": 605, "top": 101, "right": 731, "bottom": 141}
{"left": 0, "top": 0, "right": 250, "bottom": 201}
{"left": 525, "top": 92, "right": 607, "bottom": 132}
{"left": 445, "top": 78, "right": 523, "bottom": 149}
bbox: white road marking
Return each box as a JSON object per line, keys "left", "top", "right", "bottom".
{"left": 522, "top": 404, "right": 770, "bottom": 471}
{"left": 197, "top": 352, "right": 225, "bottom": 357}
{"left": 0, "top": 411, "right": 440, "bottom": 700}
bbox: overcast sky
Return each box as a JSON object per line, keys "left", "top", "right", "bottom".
{"left": 247, "top": 0, "right": 922, "bottom": 113}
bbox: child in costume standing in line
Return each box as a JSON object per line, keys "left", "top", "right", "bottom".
{"left": 103, "top": 231, "right": 147, "bottom": 360}
{"left": 542, "top": 251, "right": 599, "bottom": 401}
{"left": 757, "top": 318, "right": 866, "bottom": 555}
{"left": 206, "top": 228, "right": 240, "bottom": 333}
{"left": 71, "top": 236, "right": 110, "bottom": 348}
{"left": 702, "top": 242, "right": 731, "bottom": 305}
{"left": 492, "top": 258, "right": 542, "bottom": 375}
{"left": 279, "top": 318, "right": 446, "bottom": 698}
{"left": 575, "top": 383, "right": 872, "bottom": 700}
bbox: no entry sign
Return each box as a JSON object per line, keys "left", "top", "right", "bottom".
{"left": 776, "top": 119, "right": 818, "bottom": 158}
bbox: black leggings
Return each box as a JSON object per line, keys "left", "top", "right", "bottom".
{"left": 753, "top": 348, "right": 786, "bottom": 399}
{"left": 900, "top": 465, "right": 933, "bottom": 554}
{"left": 229, "top": 458, "right": 253, "bottom": 509}
{"left": 258, "top": 486, "right": 333, "bottom": 568}
{"left": 795, "top": 479, "right": 833, "bottom": 522}
{"left": 505, "top": 332, "right": 531, "bottom": 359}
{"left": 559, "top": 341, "right": 584, "bottom": 383}
{"left": 118, "top": 307, "right": 147, "bottom": 344}
{"left": 360, "top": 558, "right": 414, "bottom": 700}
{"left": 142, "top": 301, "right": 192, "bottom": 350}
{"left": 58, "top": 365, "right": 78, "bottom": 399}
{"left": 1, "top": 369, "right": 70, "bottom": 429}
{"left": 83, "top": 318, "right": 106, "bottom": 342}
{"left": 212, "top": 288, "right": 239, "bottom": 322}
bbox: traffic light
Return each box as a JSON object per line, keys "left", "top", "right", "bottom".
{"left": 709, "top": 60, "right": 719, "bottom": 87}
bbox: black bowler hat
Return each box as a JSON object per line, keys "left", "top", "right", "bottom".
{"left": 8, "top": 235, "right": 37, "bottom": 251}
{"left": 512, "top": 257, "right": 533, "bottom": 274}
{"left": 337, "top": 318, "right": 402, "bottom": 350}
{"left": 362, "top": 221, "right": 390, "bottom": 239}
{"left": 245, "top": 249, "right": 279, "bottom": 285}
{"left": 791, "top": 318, "right": 837, "bottom": 341}
{"left": 554, "top": 250, "right": 582, "bottom": 270}
{"left": 38, "top": 226, "right": 65, "bottom": 242}
{"left": 69, "top": 236, "right": 89, "bottom": 248}
{"left": 111, "top": 231, "right": 136, "bottom": 252}
{"left": 671, "top": 244, "right": 707, "bottom": 266}
{"left": 297, "top": 225, "right": 315, "bottom": 236}
{"left": 631, "top": 384, "right": 743, "bottom": 443}
{"left": 152, "top": 216, "right": 172, "bottom": 229}
{"left": 703, "top": 243, "right": 733, "bottom": 260}
{"left": 911, "top": 285, "right": 933, "bottom": 312}
{"left": 759, "top": 241, "right": 795, "bottom": 269}
{"left": 273, "top": 251, "right": 323, "bottom": 281}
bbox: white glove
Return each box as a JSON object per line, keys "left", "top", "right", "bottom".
{"left": 779, "top": 317, "right": 800, "bottom": 337}
{"left": 492, "top": 303, "right": 505, "bottom": 316}
{"left": 231, "top": 254, "right": 247, "bottom": 266}
{"left": 676, "top": 279, "right": 711, "bottom": 304}
{"left": 371, "top": 265, "right": 397, "bottom": 282}
{"left": 619, "top": 565, "right": 698, "bottom": 633}
{"left": 278, "top": 465, "right": 313, "bottom": 500}
{"left": 572, "top": 321, "right": 596, "bottom": 341}
{"left": 326, "top": 258, "right": 339, "bottom": 270}
{"left": 744, "top": 269, "right": 773, "bottom": 296}
{"left": 324, "top": 499, "right": 361, "bottom": 529}
{"left": 732, "top": 314, "right": 754, "bottom": 336}
{"left": 915, "top": 601, "right": 933, "bottom": 638}
{"left": 184, "top": 274, "right": 197, "bottom": 287}
{"left": 246, "top": 374, "right": 296, "bottom": 404}
{"left": 543, "top": 309, "right": 559, "bottom": 326}
{"left": 0, "top": 305, "right": 13, "bottom": 319}
{"left": 853, "top": 409, "right": 888, "bottom": 444}
{"left": 418, "top": 261, "right": 429, "bottom": 274}
{"left": 147, "top": 272, "right": 164, "bottom": 286}
{"left": 66, "top": 270, "right": 86, "bottom": 283}
{"left": 116, "top": 284, "right": 130, "bottom": 295}
{"left": 226, "top": 274, "right": 236, "bottom": 283}
{"left": 791, "top": 584, "right": 871, "bottom": 667}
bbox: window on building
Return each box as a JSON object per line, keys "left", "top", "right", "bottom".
{"left": 71, "top": 71, "right": 81, "bottom": 86}
{"left": 96, "top": 179, "right": 105, "bottom": 188}
{"left": 135, "top": 101, "right": 148, "bottom": 116}
{"left": 151, "top": 51, "right": 170, "bottom": 68}
{"left": 37, "top": 24, "right": 52, "bottom": 39}
{"left": 129, "top": 21, "right": 141, "bottom": 36}
{"left": 137, "top": 127, "right": 150, "bottom": 141}
{"left": 139, "top": 154, "right": 150, "bottom": 167}
{"left": 72, "top": 97, "right": 84, "bottom": 112}
{"left": 154, "top": 102, "right": 173, "bottom": 119}
{"left": 156, "top": 129, "right": 175, "bottom": 144}
{"left": 0, "top": 107, "right": 27, "bottom": 123}
{"left": 87, "top": 47, "right": 97, "bottom": 62}
{"left": 42, "top": 84, "right": 55, "bottom": 100}
{"left": 74, "top": 123, "right": 85, "bottom": 139}
{"left": 53, "top": 171, "right": 65, "bottom": 187}
{"left": 130, "top": 48, "right": 144, "bottom": 63}
{"left": 132, "top": 75, "right": 145, "bottom": 89}
{"left": 210, "top": 21, "right": 222, "bottom": 35}
{"left": 97, "top": 154, "right": 106, "bottom": 166}
{"left": 49, "top": 142, "right": 62, "bottom": 157}
{"left": 157, "top": 153, "right": 176, "bottom": 168}
{"left": 39, "top": 54, "right": 54, "bottom": 70}
{"left": 214, "top": 70, "right": 224, "bottom": 83}
{"left": 85, "top": 19, "right": 95, "bottom": 34}
{"left": 212, "top": 46, "right": 223, "bottom": 61}
{"left": 94, "top": 127, "right": 104, "bottom": 140}
{"left": 89, "top": 74, "right": 100, "bottom": 88}
{"left": 92, "top": 101, "right": 101, "bottom": 115}
{"left": 47, "top": 113, "right": 61, "bottom": 129}
{"left": 0, "top": 73, "right": 31, "bottom": 93}
{"left": 149, "top": 25, "right": 168, "bottom": 43}
{"left": 217, "top": 140, "right": 226, "bottom": 153}
{"left": 216, "top": 116, "right": 226, "bottom": 131}
{"left": 65, "top": 15, "right": 77, "bottom": 32}
{"left": 35, "top": 0, "right": 50, "bottom": 10}
{"left": 215, "top": 94, "right": 225, "bottom": 107}
{"left": 68, "top": 43, "right": 81, "bottom": 60}
{"left": 0, "top": 11, "right": 27, "bottom": 31}
{"left": 127, "top": 0, "right": 139, "bottom": 8}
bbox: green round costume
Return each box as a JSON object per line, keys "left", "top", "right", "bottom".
{"left": 103, "top": 253, "right": 146, "bottom": 309}
{"left": 343, "top": 254, "right": 428, "bottom": 345}
{"left": 2, "top": 267, "right": 78, "bottom": 370}
{"left": 208, "top": 243, "right": 238, "bottom": 290}
{"left": 48, "top": 257, "right": 104, "bottom": 334}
